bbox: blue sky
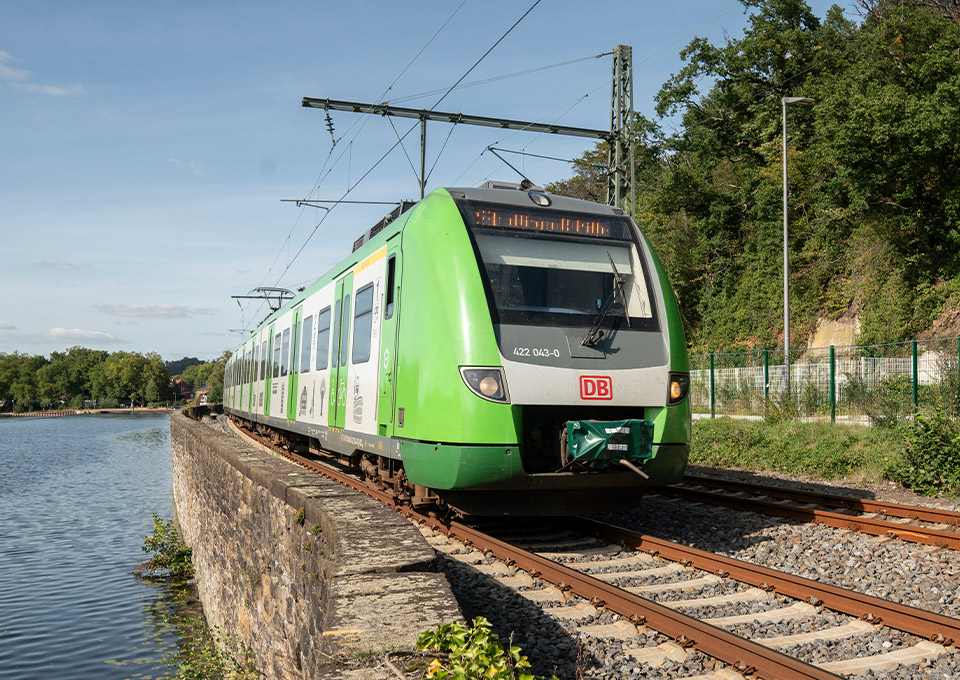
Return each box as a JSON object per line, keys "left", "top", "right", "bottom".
{"left": 0, "top": 0, "right": 848, "bottom": 361}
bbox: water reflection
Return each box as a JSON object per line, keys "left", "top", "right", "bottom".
{"left": 0, "top": 414, "right": 198, "bottom": 680}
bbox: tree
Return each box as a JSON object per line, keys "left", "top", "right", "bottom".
{"left": 549, "top": 0, "right": 960, "bottom": 350}
{"left": 0, "top": 352, "right": 48, "bottom": 412}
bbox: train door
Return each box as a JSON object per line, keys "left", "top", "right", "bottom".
{"left": 264, "top": 323, "right": 274, "bottom": 416}
{"left": 328, "top": 273, "right": 354, "bottom": 429}
{"left": 286, "top": 306, "right": 302, "bottom": 420}
{"left": 247, "top": 336, "right": 258, "bottom": 413}
{"left": 257, "top": 331, "right": 267, "bottom": 414}
{"left": 377, "top": 242, "right": 402, "bottom": 437}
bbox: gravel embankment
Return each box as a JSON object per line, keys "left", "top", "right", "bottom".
{"left": 434, "top": 472, "right": 960, "bottom": 680}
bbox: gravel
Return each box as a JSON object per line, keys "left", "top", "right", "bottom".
{"left": 428, "top": 470, "right": 960, "bottom": 679}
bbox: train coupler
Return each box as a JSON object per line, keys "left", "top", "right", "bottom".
{"left": 562, "top": 419, "right": 654, "bottom": 470}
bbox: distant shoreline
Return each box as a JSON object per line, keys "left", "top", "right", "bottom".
{"left": 0, "top": 407, "right": 177, "bottom": 418}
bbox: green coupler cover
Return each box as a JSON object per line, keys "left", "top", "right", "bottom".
{"left": 565, "top": 419, "right": 654, "bottom": 468}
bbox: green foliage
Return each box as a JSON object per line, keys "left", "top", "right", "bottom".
{"left": 692, "top": 417, "right": 900, "bottom": 480}
{"left": 885, "top": 409, "right": 960, "bottom": 496}
{"left": 179, "top": 351, "right": 231, "bottom": 404}
{"left": 0, "top": 346, "right": 237, "bottom": 411}
{"left": 162, "top": 616, "right": 260, "bottom": 680}
{"left": 90, "top": 350, "right": 172, "bottom": 406}
{"left": 549, "top": 1, "right": 960, "bottom": 350}
{"left": 842, "top": 373, "right": 913, "bottom": 428}
{"left": 293, "top": 508, "right": 305, "bottom": 526}
{"left": 763, "top": 392, "right": 800, "bottom": 424}
{"left": 165, "top": 356, "right": 204, "bottom": 377}
{"left": 0, "top": 347, "right": 179, "bottom": 411}
{"left": 416, "top": 617, "right": 556, "bottom": 680}
{"left": 138, "top": 514, "right": 194, "bottom": 580}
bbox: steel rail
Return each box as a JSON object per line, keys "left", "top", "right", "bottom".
{"left": 684, "top": 474, "right": 960, "bottom": 526}
{"left": 228, "top": 419, "right": 957, "bottom": 676}
{"left": 572, "top": 517, "right": 960, "bottom": 646}
{"left": 657, "top": 485, "right": 960, "bottom": 551}
{"left": 227, "top": 419, "right": 842, "bottom": 680}
{"left": 440, "top": 519, "right": 843, "bottom": 680}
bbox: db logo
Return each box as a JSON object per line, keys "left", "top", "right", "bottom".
{"left": 580, "top": 375, "right": 613, "bottom": 400}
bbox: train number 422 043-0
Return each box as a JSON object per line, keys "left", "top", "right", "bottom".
{"left": 513, "top": 347, "right": 561, "bottom": 358}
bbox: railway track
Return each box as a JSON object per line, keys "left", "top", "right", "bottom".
{"left": 225, "top": 416, "right": 960, "bottom": 679}
{"left": 656, "top": 475, "right": 960, "bottom": 551}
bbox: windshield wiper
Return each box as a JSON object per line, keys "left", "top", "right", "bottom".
{"left": 581, "top": 252, "right": 631, "bottom": 347}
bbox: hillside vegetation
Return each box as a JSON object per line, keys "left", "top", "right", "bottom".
{"left": 0, "top": 348, "right": 229, "bottom": 412}
{"left": 548, "top": 0, "right": 960, "bottom": 351}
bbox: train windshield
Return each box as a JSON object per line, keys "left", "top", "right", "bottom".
{"left": 469, "top": 228, "right": 658, "bottom": 330}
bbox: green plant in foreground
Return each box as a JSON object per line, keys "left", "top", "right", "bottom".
{"left": 138, "top": 514, "right": 193, "bottom": 580}
{"left": 162, "top": 616, "right": 260, "bottom": 680}
{"left": 885, "top": 409, "right": 960, "bottom": 497}
{"left": 294, "top": 508, "right": 305, "bottom": 526}
{"left": 416, "top": 617, "right": 556, "bottom": 680}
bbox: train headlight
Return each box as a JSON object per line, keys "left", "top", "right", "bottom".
{"left": 460, "top": 367, "right": 510, "bottom": 404}
{"left": 668, "top": 373, "right": 690, "bottom": 406}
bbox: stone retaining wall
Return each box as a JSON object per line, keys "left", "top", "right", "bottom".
{"left": 170, "top": 412, "right": 462, "bottom": 679}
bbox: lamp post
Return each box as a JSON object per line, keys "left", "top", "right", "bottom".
{"left": 782, "top": 96, "right": 814, "bottom": 397}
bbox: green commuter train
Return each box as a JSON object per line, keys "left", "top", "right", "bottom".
{"left": 224, "top": 186, "right": 691, "bottom": 515}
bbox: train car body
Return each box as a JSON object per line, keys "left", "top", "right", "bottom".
{"left": 224, "top": 186, "right": 691, "bottom": 514}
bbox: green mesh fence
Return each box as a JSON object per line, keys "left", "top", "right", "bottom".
{"left": 690, "top": 337, "right": 960, "bottom": 423}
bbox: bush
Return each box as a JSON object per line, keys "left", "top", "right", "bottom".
{"left": 416, "top": 617, "right": 556, "bottom": 680}
{"left": 137, "top": 514, "right": 193, "bottom": 580}
{"left": 162, "top": 616, "right": 259, "bottom": 680}
{"left": 885, "top": 409, "right": 960, "bottom": 496}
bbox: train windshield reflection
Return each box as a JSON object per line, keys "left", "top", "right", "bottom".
{"left": 473, "top": 232, "right": 655, "bottom": 328}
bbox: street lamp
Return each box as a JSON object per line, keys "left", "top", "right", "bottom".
{"left": 782, "top": 96, "right": 814, "bottom": 397}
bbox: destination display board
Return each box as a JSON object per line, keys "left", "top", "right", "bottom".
{"left": 458, "top": 200, "right": 632, "bottom": 240}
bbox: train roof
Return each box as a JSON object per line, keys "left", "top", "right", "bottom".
{"left": 445, "top": 186, "right": 627, "bottom": 217}
{"left": 235, "top": 186, "right": 629, "bottom": 345}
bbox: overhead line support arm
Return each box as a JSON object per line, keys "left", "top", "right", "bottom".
{"left": 301, "top": 97, "right": 612, "bottom": 141}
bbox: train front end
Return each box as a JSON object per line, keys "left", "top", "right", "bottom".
{"left": 396, "top": 187, "right": 690, "bottom": 515}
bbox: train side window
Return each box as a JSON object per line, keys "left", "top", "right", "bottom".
{"left": 280, "top": 328, "right": 290, "bottom": 377}
{"left": 252, "top": 345, "right": 259, "bottom": 383}
{"left": 340, "top": 294, "right": 351, "bottom": 367}
{"left": 352, "top": 284, "right": 374, "bottom": 364}
{"left": 315, "top": 307, "right": 331, "bottom": 370}
{"left": 273, "top": 333, "right": 281, "bottom": 378}
{"left": 331, "top": 300, "right": 341, "bottom": 371}
{"left": 300, "top": 315, "right": 313, "bottom": 372}
{"left": 260, "top": 340, "right": 267, "bottom": 380}
{"left": 385, "top": 255, "right": 396, "bottom": 319}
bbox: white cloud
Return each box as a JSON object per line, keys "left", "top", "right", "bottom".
{"left": 36, "top": 259, "right": 84, "bottom": 271}
{"left": 15, "top": 82, "right": 84, "bottom": 96}
{"left": 0, "top": 51, "right": 28, "bottom": 82}
{"left": 168, "top": 158, "right": 202, "bottom": 175}
{"left": 0, "top": 51, "right": 83, "bottom": 96}
{"left": 47, "top": 328, "right": 121, "bottom": 343}
{"left": 0, "top": 321, "right": 16, "bottom": 331}
{"left": 93, "top": 303, "right": 215, "bottom": 319}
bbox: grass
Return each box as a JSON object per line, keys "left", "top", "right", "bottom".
{"left": 691, "top": 418, "right": 903, "bottom": 485}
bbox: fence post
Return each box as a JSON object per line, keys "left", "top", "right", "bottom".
{"left": 912, "top": 340, "right": 919, "bottom": 415}
{"left": 763, "top": 349, "right": 770, "bottom": 402}
{"left": 709, "top": 352, "right": 715, "bottom": 419}
{"left": 829, "top": 345, "right": 836, "bottom": 423}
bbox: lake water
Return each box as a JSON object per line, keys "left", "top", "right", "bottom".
{"left": 0, "top": 413, "right": 190, "bottom": 680}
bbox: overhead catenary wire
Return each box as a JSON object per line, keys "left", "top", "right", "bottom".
{"left": 246, "top": 1, "right": 746, "bottom": 325}
{"left": 470, "top": 2, "right": 743, "bottom": 186}
{"left": 244, "top": 0, "right": 470, "bottom": 324}
{"left": 271, "top": 0, "right": 543, "bottom": 289}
